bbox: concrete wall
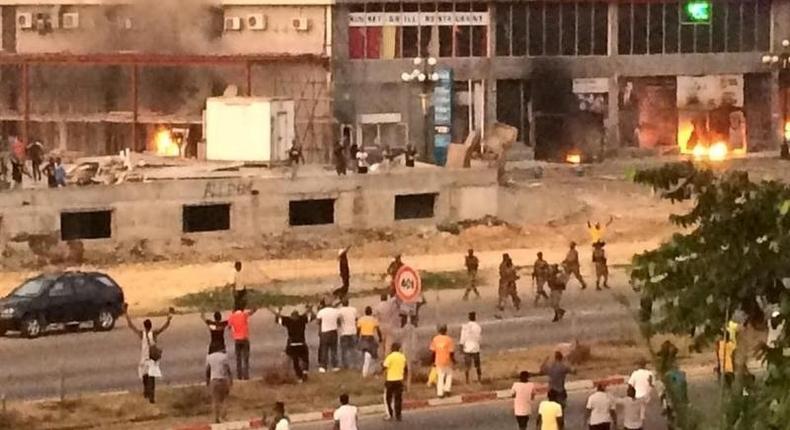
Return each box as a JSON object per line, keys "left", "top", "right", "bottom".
{"left": 0, "top": 167, "right": 499, "bottom": 243}
{"left": 221, "top": 5, "right": 327, "bottom": 55}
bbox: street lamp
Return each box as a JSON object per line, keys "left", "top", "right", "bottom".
{"left": 401, "top": 57, "right": 440, "bottom": 160}
{"left": 762, "top": 39, "right": 790, "bottom": 155}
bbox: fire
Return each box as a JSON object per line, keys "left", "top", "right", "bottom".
{"left": 785, "top": 122, "right": 790, "bottom": 141}
{"left": 566, "top": 153, "right": 582, "bottom": 164}
{"left": 153, "top": 128, "right": 180, "bottom": 157}
{"left": 689, "top": 141, "right": 728, "bottom": 162}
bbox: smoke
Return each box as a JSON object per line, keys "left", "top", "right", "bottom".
{"left": 123, "top": 0, "right": 223, "bottom": 54}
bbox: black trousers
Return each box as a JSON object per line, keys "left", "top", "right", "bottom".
{"left": 590, "top": 424, "right": 611, "bottom": 430}
{"left": 385, "top": 381, "right": 404, "bottom": 419}
{"left": 515, "top": 415, "right": 530, "bottom": 430}
{"left": 142, "top": 375, "right": 156, "bottom": 403}
{"left": 235, "top": 339, "right": 250, "bottom": 380}
{"left": 286, "top": 343, "right": 310, "bottom": 379}
{"left": 318, "top": 330, "right": 339, "bottom": 369}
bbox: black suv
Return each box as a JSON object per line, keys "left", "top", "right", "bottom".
{"left": 0, "top": 271, "right": 125, "bottom": 338}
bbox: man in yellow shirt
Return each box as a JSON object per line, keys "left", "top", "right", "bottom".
{"left": 537, "top": 390, "right": 564, "bottom": 430}
{"left": 382, "top": 342, "right": 407, "bottom": 421}
{"left": 587, "top": 216, "right": 613, "bottom": 245}
{"left": 357, "top": 306, "right": 383, "bottom": 378}
{"left": 430, "top": 324, "right": 456, "bottom": 398}
{"left": 716, "top": 331, "right": 736, "bottom": 388}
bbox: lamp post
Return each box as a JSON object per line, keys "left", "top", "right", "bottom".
{"left": 762, "top": 39, "right": 790, "bottom": 151}
{"left": 401, "top": 57, "right": 440, "bottom": 161}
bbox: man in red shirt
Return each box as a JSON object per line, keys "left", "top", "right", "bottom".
{"left": 228, "top": 303, "right": 257, "bottom": 380}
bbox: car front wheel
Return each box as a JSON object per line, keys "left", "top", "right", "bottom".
{"left": 94, "top": 308, "right": 116, "bottom": 331}
{"left": 21, "top": 314, "right": 44, "bottom": 339}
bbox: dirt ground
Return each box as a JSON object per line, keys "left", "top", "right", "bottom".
{"left": 2, "top": 154, "right": 787, "bottom": 313}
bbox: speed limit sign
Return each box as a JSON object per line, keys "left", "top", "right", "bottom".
{"left": 394, "top": 265, "right": 422, "bottom": 304}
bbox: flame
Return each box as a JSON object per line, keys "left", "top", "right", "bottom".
{"left": 688, "top": 141, "right": 729, "bottom": 162}
{"left": 153, "top": 128, "right": 180, "bottom": 157}
{"left": 566, "top": 153, "right": 582, "bottom": 164}
{"left": 785, "top": 122, "right": 790, "bottom": 141}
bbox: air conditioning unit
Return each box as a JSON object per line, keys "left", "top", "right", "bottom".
{"left": 17, "top": 12, "right": 33, "bottom": 29}
{"left": 247, "top": 14, "right": 266, "bottom": 31}
{"left": 292, "top": 17, "right": 310, "bottom": 32}
{"left": 224, "top": 16, "right": 241, "bottom": 31}
{"left": 121, "top": 17, "right": 134, "bottom": 30}
{"left": 61, "top": 12, "right": 79, "bottom": 29}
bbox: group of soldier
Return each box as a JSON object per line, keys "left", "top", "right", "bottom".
{"left": 462, "top": 218, "right": 613, "bottom": 322}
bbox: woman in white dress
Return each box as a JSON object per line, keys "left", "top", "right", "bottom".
{"left": 123, "top": 303, "right": 174, "bottom": 404}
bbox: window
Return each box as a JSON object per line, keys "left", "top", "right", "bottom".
{"left": 496, "top": 80, "right": 530, "bottom": 143}
{"left": 498, "top": 1, "right": 608, "bottom": 57}
{"left": 618, "top": 0, "right": 771, "bottom": 55}
{"left": 182, "top": 204, "right": 230, "bottom": 233}
{"left": 394, "top": 194, "right": 436, "bottom": 220}
{"left": 348, "top": 2, "right": 488, "bottom": 60}
{"left": 61, "top": 210, "right": 112, "bottom": 240}
{"left": 49, "top": 281, "right": 74, "bottom": 297}
{"left": 289, "top": 199, "right": 335, "bottom": 226}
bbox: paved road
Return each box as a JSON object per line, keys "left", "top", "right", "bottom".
{"left": 0, "top": 273, "right": 640, "bottom": 400}
{"left": 294, "top": 379, "right": 719, "bottom": 430}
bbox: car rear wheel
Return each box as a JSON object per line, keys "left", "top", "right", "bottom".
{"left": 21, "top": 314, "right": 44, "bottom": 339}
{"left": 94, "top": 308, "right": 116, "bottom": 331}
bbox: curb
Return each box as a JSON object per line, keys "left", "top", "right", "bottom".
{"left": 173, "top": 375, "right": 626, "bottom": 430}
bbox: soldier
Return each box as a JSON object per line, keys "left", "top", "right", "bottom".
{"left": 288, "top": 144, "right": 305, "bottom": 180}
{"left": 592, "top": 242, "right": 610, "bottom": 291}
{"left": 463, "top": 249, "right": 480, "bottom": 300}
{"left": 562, "top": 242, "right": 587, "bottom": 290}
{"left": 531, "top": 252, "right": 550, "bottom": 305}
{"left": 497, "top": 253, "right": 521, "bottom": 312}
{"left": 404, "top": 143, "right": 417, "bottom": 168}
{"left": 386, "top": 254, "right": 404, "bottom": 296}
{"left": 547, "top": 264, "right": 567, "bottom": 322}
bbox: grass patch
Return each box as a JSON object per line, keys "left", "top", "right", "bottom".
{"left": 4, "top": 337, "right": 718, "bottom": 430}
{"left": 172, "top": 270, "right": 479, "bottom": 312}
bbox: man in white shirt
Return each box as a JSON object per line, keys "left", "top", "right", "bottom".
{"left": 338, "top": 299, "right": 359, "bottom": 370}
{"left": 333, "top": 393, "right": 358, "bottom": 430}
{"left": 585, "top": 384, "right": 616, "bottom": 430}
{"left": 267, "top": 401, "right": 290, "bottom": 430}
{"left": 767, "top": 310, "right": 784, "bottom": 349}
{"left": 316, "top": 301, "right": 341, "bottom": 372}
{"left": 460, "top": 311, "right": 483, "bottom": 383}
{"left": 627, "top": 358, "right": 654, "bottom": 402}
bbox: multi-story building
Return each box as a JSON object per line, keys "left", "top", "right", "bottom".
{"left": 0, "top": 0, "right": 334, "bottom": 160}
{"left": 333, "top": 0, "right": 790, "bottom": 160}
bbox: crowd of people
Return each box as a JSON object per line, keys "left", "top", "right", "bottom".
{"left": 116, "top": 218, "right": 626, "bottom": 429}
{"left": 1, "top": 136, "right": 67, "bottom": 189}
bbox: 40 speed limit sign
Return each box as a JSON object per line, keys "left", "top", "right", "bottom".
{"left": 394, "top": 265, "right": 422, "bottom": 304}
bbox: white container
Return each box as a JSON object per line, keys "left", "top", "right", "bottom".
{"left": 205, "top": 97, "right": 295, "bottom": 162}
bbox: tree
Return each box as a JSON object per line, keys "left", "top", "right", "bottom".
{"left": 630, "top": 161, "right": 790, "bottom": 429}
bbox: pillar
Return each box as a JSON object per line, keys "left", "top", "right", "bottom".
{"left": 607, "top": 2, "right": 620, "bottom": 148}
{"left": 770, "top": 70, "right": 782, "bottom": 149}
{"left": 57, "top": 121, "right": 67, "bottom": 152}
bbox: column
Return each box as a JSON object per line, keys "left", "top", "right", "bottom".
{"left": 607, "top": 2, "right": 620, "bottom": 148}
{"left": 57, "top": 121, "right": 68, "bottom": 152}
{"left": 770, "top": 70, "right": 782, "bottom": 149}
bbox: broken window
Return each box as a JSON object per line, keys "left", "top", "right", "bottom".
{"left": 183, "top": 204, "right": 230, "bottom": 233}
{"left": 61, "top": 210, "right": 112, "bottom": 240}
{"left": 394, "top": 194, "right": 436, "bottom": 220}
{"left": 289, "top": 199, "right": 335, "bottom": 226}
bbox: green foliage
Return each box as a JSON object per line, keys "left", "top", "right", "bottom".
{"left": 631, "top": 161, "right": 790, "bottom": 429}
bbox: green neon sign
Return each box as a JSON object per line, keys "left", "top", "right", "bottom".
{"left": 683, "top": 1, "right": 712, "bottom": 24}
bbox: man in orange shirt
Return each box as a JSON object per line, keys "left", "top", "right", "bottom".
{"left": 430, "top": 324, "right": 455, "bottom": 398}
{"left": 227, "top": 303, "right": 257, "bottom": 380}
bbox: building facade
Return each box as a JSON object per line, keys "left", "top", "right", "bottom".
{"left": 333, "top": 0, "right": 790, "bottom": 160}
{"left": 0, "top": 0, "right": 334, "bottom": 160}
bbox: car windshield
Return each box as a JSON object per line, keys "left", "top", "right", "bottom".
{"left": 11, "top": 277, "right": 54, "bottom": 298}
